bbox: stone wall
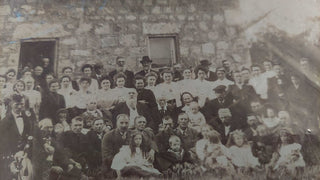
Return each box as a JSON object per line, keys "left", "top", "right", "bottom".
{"left": 0, "top": 0, "right": 252, "bottom": 75}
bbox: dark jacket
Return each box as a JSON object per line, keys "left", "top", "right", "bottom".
{"left": 101, "top": 129, "right": 131, "bottom": 169}
{"left": 39, "top": 91, "right": 66, "bottom": 122}
{"left": 112, "top": 102, "right": 158, "bottom": 130}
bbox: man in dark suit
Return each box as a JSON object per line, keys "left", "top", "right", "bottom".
{"left": 56, "top": 116, "right": 89, "bottom": 174}
{"left": 112, "top": 88, "right": 159, "bottom": 130}
{"left": 92, "top": 62, "right": 105, "bottom": 88}
{"left": 0, "top": 94, "right": 37, "bottom": 180}
{"left": 39, "top": 79, "right": 66, "bottom": 120}
{"left": 227, "top": 71, "right": 258, "bottom": 124}
{"left": 173, "top": 113, "right": 200, "bottom": 151}
{"left": 134, "top": 75, "right": 157, "bottom": 108}
{"left": 136, "top": 56, "right": 157, "bottom": 77}
{"left": 201, "top": 85, "right": 234, "bottom": 127}
{"left": 86, "top": 118, "right": 107, "bottom": 177}
{"left": 101, "top": 114, "right": 131, "bottom": 178}
{"left": 109, "top": 56, "right": 134, "bottom": 88}
{"left": 199, "top": 59, "right": 218, "bottom": 82}
{"left": 214, "top": 108, "right": 238, "bottom": 145}
{"left": 267, "top": 63, "right": 289, "bottom": 109}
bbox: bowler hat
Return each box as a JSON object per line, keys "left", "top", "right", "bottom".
{"left": 199, "top": 59, "right": 212, "bottom": 66}
{"left": 140, "top": 56, "right": 152, "bottom": 64}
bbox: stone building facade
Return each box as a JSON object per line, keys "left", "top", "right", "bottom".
{"left": 0, "top": 0, "right": 252, "bottom": 76}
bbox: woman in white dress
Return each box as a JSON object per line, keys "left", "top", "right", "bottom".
{"left": 22, "top": 76, "right": 41, "bottom": 116}
{"left": 193, "top": 66, "right": 215, "bottom": 107}
{"left": 144, "top": 72, "right": 158, "bottom": 93}
{"left": 110, "top": 72, "right": 129, "bottom": 105}
{"left": 57, "top": 75, "right": 76, "bottom": 108}
{"left": 177, "top": 68, "right": 196, "bottom": 96}
{"left": 111, "top": 132, "right": 161, "bottom": 178}
{"left": 96, "top": 76, "right": 115, "bottom": 117}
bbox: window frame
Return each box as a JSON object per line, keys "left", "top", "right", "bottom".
{"left": 146, "top": 33, "right": 180, "bottom": 67}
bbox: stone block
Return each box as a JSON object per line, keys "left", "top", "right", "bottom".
{"left": 213, "top": 14, "right": 224, "bottom": 23}
{"left": 216, "top": 41, "right": 229, "bottom": 50}
{"left": 71, "top": 50, "right": 91, "bottom": 56}
{"left": 188, "top": 4, "right": 196, "bottom": 13}
{"left": 151, "top": 6, "right": 161, "bottom": 14}
{"left": 202, "top": 42, "right": 215, "bottom": 55}
{"left": 61, "top": 38, "right": 77, "bottom": 45}
{"left": 190, "top": 46, "right": 201, "bottom": 54}
{"left": 163, "top": 7, "right": 172, "bottom": 13}
{"left": 126, "top": 15, "right": 137, "bottom": 21}
{"left": 142, "top": 22, "right": 181, "bottom": 34}
{"left": 8, "top": 54, "right": 19, "bottom": 66}
{"left": 95, "top": 23, "right": 112, "bottom": 35}
{"left": 0, "top": 5, "right": 11, "bottom": 16}
{"left": 177, "top": 15, "right": 186, "bottom": 21}
{"left": 13, "top": 23, "right": 71, "bottom": 40}
{"left": 180, "top": 46, "right": 189, "bottom": 56}
{"left": 157, "top": 0, "right": 168, "bottom": 5}
{"left": 101, "top": 35, "right": 119, "bottom": 47}
{"left": 208, "top": 31, "right": 219, "bottom": 40}
{"left": 203, "top": 14, "right": 211, "bottom": 21}
{"left": 76, "top": 23, "right": 92, "bottom": 34}
{"left": 119, "top": 34, "right": 137, "bottom": 46}
{"left": 143, "top": 0, "right": 153, "bottom": 6}
{"left": 199, "top": 22, "right": 208, "bottom": 31}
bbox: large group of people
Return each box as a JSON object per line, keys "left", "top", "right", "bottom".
{"left": 0, "top": 55, "right": 319, "bottom": 180}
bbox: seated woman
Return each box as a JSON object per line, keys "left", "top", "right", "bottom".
{"left": 111, "top": 132, "right": 161, "bottom": 178}
{"left": 178, "top": 91, "right": 196, "bottom": 113}
{"left": 96, "top": 75, "right": 116, "bottom": 119}
{"left": 110, "top": 72, "right": 129, "bottom": 105}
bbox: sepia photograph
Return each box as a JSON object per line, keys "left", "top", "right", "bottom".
{"left": 0, "top": 0, "right": 320, "bottom": 179}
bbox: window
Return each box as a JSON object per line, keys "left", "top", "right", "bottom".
{"left": 18, "top": 38, "right": 59, "bottom": 77}
{"left": 147, "top": 34, "right": 179, "bottom": 68}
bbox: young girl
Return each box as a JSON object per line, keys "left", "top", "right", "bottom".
{"left": 204, "top": 144, "right": 236, "bottom": 176}
{"left": 227, "top": 130, "right": 260, "bottom": 172}
{"left": 111, "top": 132, "right": 161, "bottom": 178}
{"left": 187, "top": 101, "right": 206, "bottom": 132}
{"left": 269, "top": 127, "right": 305, "bottom": 177}
{"left": 261, "top": 105, "right": 280, "bottom": 131}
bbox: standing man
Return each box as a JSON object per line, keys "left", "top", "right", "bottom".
{"left": 109, "top": 56, "right": 134, "bottom": 88}
{"left": 135, "top": 56, "right": 157, "bottom": 77}
{"left": 199, "top": 59, "right": 217, "bottom": 82}
{"left": 0, "top": 94, "right": 37, "bottom": 180}
{"left": 101, "top": 114, "right": 131, "bottom": 178}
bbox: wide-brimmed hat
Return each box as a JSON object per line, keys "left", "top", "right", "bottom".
{"left": 140, "top": 56, "right": 152, "bottom": 64}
